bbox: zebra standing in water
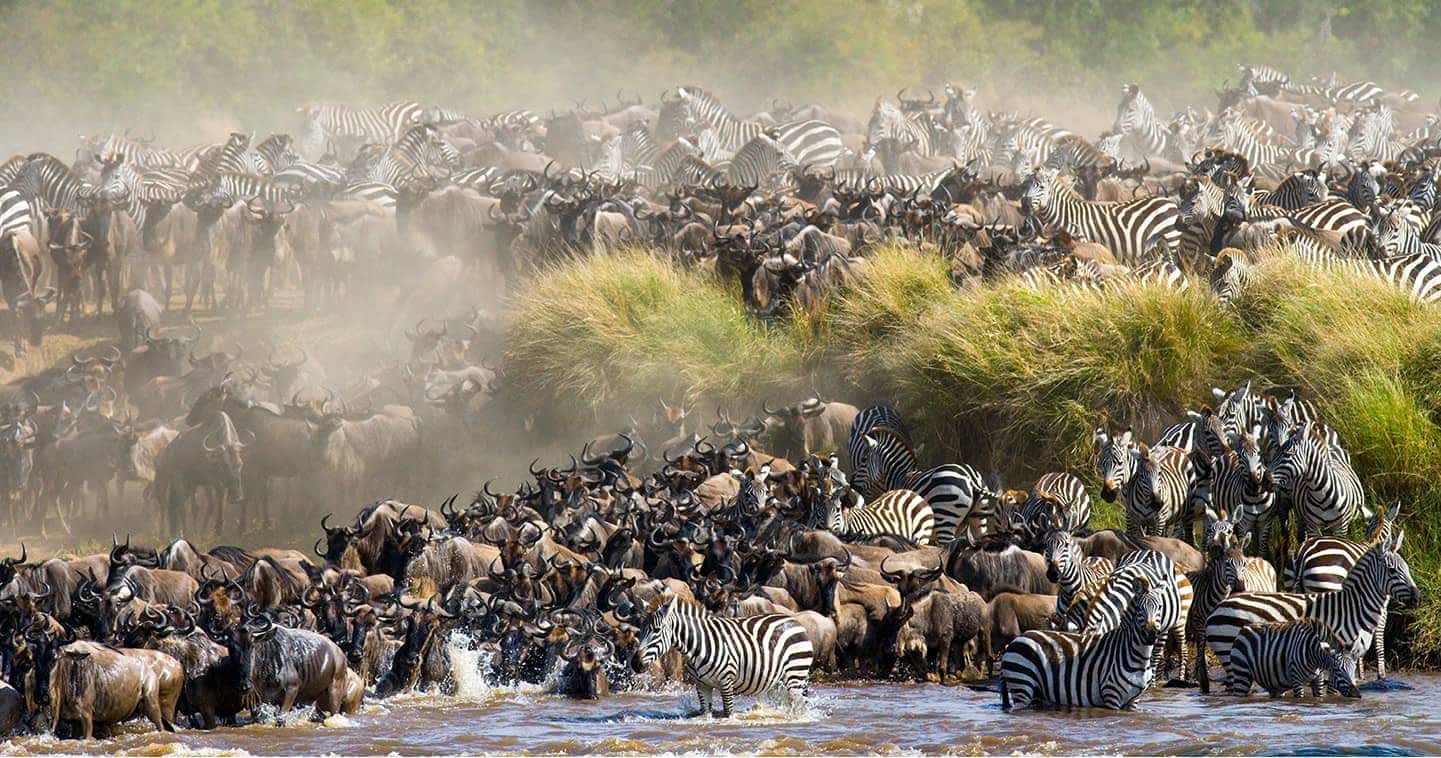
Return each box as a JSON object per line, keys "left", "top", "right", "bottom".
{"left": 297, "top": 100, "right": 425, "bottom": 160}
{"left": 1285, "top": 504, "right": 1402, "bottom": 679}
{"left": 1226, "top": 618, "right": 1361, "bottom": 698}
{"left": 1021, "top": 166, "right": 1180, "bottom": 264}
{"left": 1000, "top": 576, "right": 1165, "bottom": 710}
{"left": 1058, "top": 550, "right": 1193, "bottom": 682}
{"left": 634, "top": 596, "right": 812, "bottom": 717}
{"left": 1205, "top": 534, "right": 1418, "bottom": 689}
{"left": 1270, "top": 421, "right": 1367, "bottom": 540}
{"left": 858, "top": 427, "right": 995, "bottom": 544}
{"left": 675, "top": 86, "right": 843, "bottom": 168}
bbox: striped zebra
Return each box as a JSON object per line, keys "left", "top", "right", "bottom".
{"left": 298, "top": 100, "right": 425, "bottom": 159}
{"left": 675, "top": 86, "right": 843, "bottom": 168}
{"left": 1226, "top": 618, "right": 1360, "bottom": 698}
{"left": 1258, "top": 169, "right": 1329, "bottom": 210}
{"left": 0, "top": 190, "right": 34, "bottom": 240}
{"left": 198, "top": 172, "right": 293, "bottom": 205}
{"left": 1204, "top": 534, "right": 1417, "bottom": 689}
{"left": 1000, "top": 576, "right": 1164, "bottom": 709}
{"left": 1274, "top": 225, "right": 1441, "bottom": 302}
{"left": 1188, "top": 540, "right": 1248, "bottom": 691}
{"left": 866, "top": 100, "right": 938, "bottom": 170}
{"left": 1042, "top": 529, "right": 1114, "bottom": 620}
{"left": 271, "top": 161, "right": 348, "bottom": 197}
{"left": 242, "top": 134, "right": 299, "bottom": 175}
{"left": 635, "top": 595, "right": 812, "bottom": 717}
{"left": 1270, "top": 421, "right": 1366, "bottom": 540}
{"left": 1059, "top": 550, "right": 1194, "bottom": 682}
{"left": 1208, "top": 248, "right": 1253, "bottom": 304}
{"left": 8, "top": 153, "right": 95, "bottom": 213}
{"left": 722, "top": 133, "right": 796, "bottom": 188}
{"left": 1284, "top": 504, "right": 1401, "bottom": 679}
{"left": 1203, "top": 514, "right": 1278, "bottom": 590}
{"left": 857, "top": 427, "right": 996, "bottom": 544}
{"left": 1113, "top": 84, "right": 1175, "bottom": 161}
{"left": 366, "top": 124, "right": 455, "bottom": 187}
{"left": 1098, "top": 433, "right": 1197, "bottom": 541}
{"left": 1372, "top": 200, "right": 1441, "bottom": 259}
{"left": 846, "top": 404, "right": 909, "bottom": 496}
{"left": 1208, "top": 432, "right": 1276, "bottom": 553}
{"left": 822, "top": 487, "right": 934, "bottom": 545}
{"left": 1021, "top": 167, "right": 1180, "bottom": 264}
{"left": 190, "top": 132, "right": 252, "bottom": 186}
{"left": 1016, "top": 472, "right": 1092, "bottom": 540}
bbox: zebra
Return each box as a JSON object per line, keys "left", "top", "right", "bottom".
{"left": 1042, "top": 529, "right": 1114, "bottom": 620}
{"left": 866, "top": 100, "right": 937, "bottom": 172}
{"left": 1208, "top": 431, "right": 1276, "bottom": 553}
{"left": 821, "top": 486, "right": 934, "bottom": 545}
{"left": 1204, "top": 533, "right": 1417, "bottom": 690}
{"left": 1258, "top": 169, "right": 1329, "bottom": 210}
{"left": 1099, "top": 435, "right": 1196, "bottom": 541}
{"left": 1227, "top": 618, "right": 1360, "bottom": 698}
{"left": 271, "top": 161, "right": 348, "bottom": 197}
{"left": 1284, "top": 504, "right": 1401, "bottom": 679}
{"left": 366, "top": 124, "right": 455, "bottom": 187}
{"left": 0, "top": 190, "right": 34, "bottom": 240}
{"left": 1021, "top": 166, "right": 1180, "bottom": 264}
{"left": 1015, "top": 472, "right": 1092, "bottom": 540}
{"left": 298, "top": 100, "right": 425, "bottom": 159}
{"left": 1059, "top": 550, "right": 1194, "bottom": 681}
{"left": 1188, "top": 539, "right": 1248, "bottom": 691}
{"left": 722, "top": 133, "right": 797, "bottom": 189}
{"left": 675, "top": 86, "right": 843, "bottom": 168}
{"left": 857, "top": 427, "right": 995, "bottom": 544}
{"left": 1275, "top": 225, "right": 1441, "bottom": 302}
{"left": 8, "top": 153, "right": 95, "bottom": 213}
{"left": 190, "top": 132, "right": 252, "bottom": 186}
{"left": 1000, "top": 576, "right": 1165, "bottom": 710}
{"left": 243, "top": 134, "right": 299, "bottom": 175}
{"left": 1113, "top": 84, "right": 1175, "bottom": 161}
{"left": 635, "top": 595, "right": 812, "bottom": 717}
{"left": 1270, "top": 421, "right": 1366, "bottom": 541}
{"left": 1372, "top": 200, "right": 1441, "bottom": 260}
{"left": 846, "top": 404, "right": 909, "bottom": 496}
{"left": 1208, "top": 248, "right": 1253, "bottom": 304}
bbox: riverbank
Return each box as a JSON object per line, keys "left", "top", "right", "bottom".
{"left": 504, "top": 246, "right": 1441, "bottom": 667}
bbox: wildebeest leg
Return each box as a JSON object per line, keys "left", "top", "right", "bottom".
{"left": 140, "top": 688, "right": 168, "bottom": 733}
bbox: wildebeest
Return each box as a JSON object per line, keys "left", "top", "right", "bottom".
{"left": 48, "top": 640, "right": 183, "bottom": 739}
{"left": 116, "top": 289, "right": 164, "bottom": 353}
{"left": 228, "top": 613, "right": 356, "bottom": 718}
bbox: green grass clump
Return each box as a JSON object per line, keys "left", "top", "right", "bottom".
{"left": 504, "top": 245, "right": 1441, "bottom": 666}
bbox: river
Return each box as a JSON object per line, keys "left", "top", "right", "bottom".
{"left": 3, "top": 637, "right": 1437, "bottom": 756}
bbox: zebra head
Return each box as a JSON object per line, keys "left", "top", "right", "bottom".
{"left": 1125, "top": 575, "right": 1164, "bottom": 645}
{"left": 1041, "top": 529, "right": 1081, "bottom": 585}
{"left": 1318, "top": 626, "right": 1362, "bottom": 698}
{"left": 1204, "top": 507, "right": 1247, "bottom": 560}
{"left": 1236, "top": 429, "right": 1267, "bottom": 490}
{"left": 1220, "top": 172, "right": 1252, "bottom": 222}
{"left": 1379, "top": 530, "right": 1419, "bottom": 608}
{"left": 1093, "top": 426, "right": 1135, "bottom": 502}
{"left": 1019, "top": 166, "right": 1059, "bottom": 216}
{"left": 634, "top": 595, "right": 681, "bottom": 669}
{"left": 1113, "top": 83, "right": 1152, "bottom": 137}
{"left": 1370, "top": 199, "right": 1413, "bottom": 256}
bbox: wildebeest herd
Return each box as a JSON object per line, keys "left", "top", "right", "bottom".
{"left": 0, "top": 63, "right": 1431, "bottom": 739}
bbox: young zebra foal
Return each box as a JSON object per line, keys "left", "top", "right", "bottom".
{"left": 1000, "top": 576, "right": 1164, "bottom": 710}
{"left": 1227, "top": 618, "right": 1360, "bottom": 698}
{"left": 634, "top": 596, "right": 813, "bottom": 718}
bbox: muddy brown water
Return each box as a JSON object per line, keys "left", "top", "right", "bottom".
{"left": 3, "top": 637, "right": 1438, "bottom": 756}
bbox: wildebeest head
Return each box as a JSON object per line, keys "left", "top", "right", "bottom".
{"left": 21, "top": 620, "right": 74, "bottom": 706}
{"left": 203, "top": 414, "right": 250, "bottom": 501}
{"left": 44, "top": 208, "right": 92, "bottom": 277}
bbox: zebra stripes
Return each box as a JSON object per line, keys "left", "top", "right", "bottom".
{"left": 676, "top": 86, "right": 843, "bottom": 168}
{"left": 847, "top": 405, "right": 908, "bottom": 496}
{"left": 1209, "top": 434, "right": 1276, "bottom": 550}
{"left": 1113, "top": 84, "right": 1173, "bottom": 161}
{"left": 1270, "top": 421, "right": 1366, "bottom": 539}
{"left": 636, "top": 596, "right": 812, "bottom": 717}
{"left": 298, "top": 100, "right": 425, "bottom": 159}
{"left": 1021, "top": 167, "right": 1180, "bottom": 264}
{"left": 1204, "top": 534, "right": 1417, "bottom": 689}
{"left": 1017, "top": 472, "right": 1092, "bottom": 539}
{"left": 824, "top": 487, "right": 935, "bottom": 545}
{"left": 0, "top": 191, "right": 33, "bottom": 239}
{"left": 1000, "top": 576, "right": 1164, "bottom": 709}
{"left": 1226, "top": 618, "right": 1360, "bottom": 697}
{"left": 1188, "top": 541, "right": 1247, "bottom": 691}
{"left": 1284, "top": 505, "right": 1401, "bottom": 679}
{"left": 1060, "top": 550, "right": 1193, "bottom": 683}
{"left": 723, "top": 133, "right": 797, "bottom": 188}
{"left": 1042, "top": 529, "right": 1114, "bottom": 620}
{"left": 857, "top": 426, "right": 994, "bottom": 544}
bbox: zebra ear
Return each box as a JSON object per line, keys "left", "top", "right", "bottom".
{"left": 1391, "top": 529, "right": 1405, "bottom": 553}
{"left": 1238, "top": 532, "right": 1251, "bottom": 550}
{"left": 1093, "top": 428, "right": 1109, "bottom": 449}
{"left": 1211, "top": 387, "right": 1226, "bottom": 402}
{"left": 1120, "top": 429, "right": 1133, "bottom": 446}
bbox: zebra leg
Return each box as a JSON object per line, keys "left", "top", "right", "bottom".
{"left": 693, "top": 683, "right": 713, "bottom": 717}
{"left": 1195, "top": 640, "right": 1210, "bottom": 693}
{"left": 1374, "top": 602, "right": 1390, "bottom": 680}
{"left": 718, "top": 683, "right": 735, "bottom": 718}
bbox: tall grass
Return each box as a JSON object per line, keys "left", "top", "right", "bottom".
{"left": 505, "top": 245, "right": 1441, "bottom": 666}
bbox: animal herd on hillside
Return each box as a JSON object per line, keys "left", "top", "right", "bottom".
{"left": 0, "top": 64, "right": 1429, "bottom": 739}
